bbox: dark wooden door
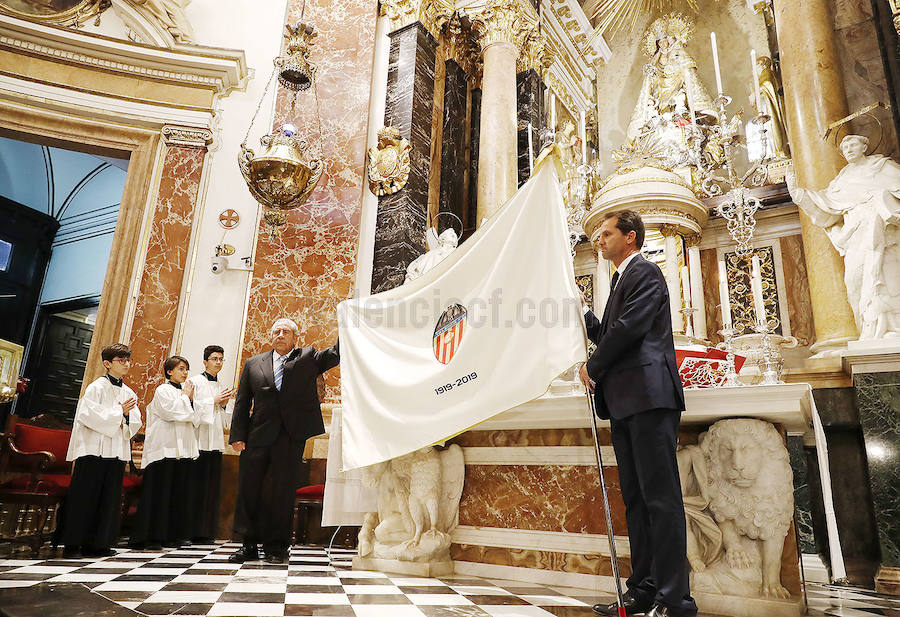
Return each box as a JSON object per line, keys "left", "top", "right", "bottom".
{"left": 20, "top": 314, "right": 93, "bottom": 422}
{"left": 0, "top": 196, "right": 59, "bottom": 345}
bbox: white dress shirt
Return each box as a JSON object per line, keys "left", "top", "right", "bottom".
{"left": 187, "top": 373, "right": 234, "bottom": 452}
{"left": 66, "top": 376, "right": 141, "bottom": 462}
{"left": 614, "top": 251, "right": 640, "bottom": 282}
{"left": 272, "top": 349, "right": 293, "bottom": 377}
{"left": 141, "top": 382, "right": 201, "bottom": 468}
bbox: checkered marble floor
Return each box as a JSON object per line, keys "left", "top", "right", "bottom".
{"left": 0, "top": 543, "right": 897, "bottom": 617}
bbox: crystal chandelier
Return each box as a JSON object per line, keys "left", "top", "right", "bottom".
{"left": 238, "top": 10, "right": 324, "bottom": 238}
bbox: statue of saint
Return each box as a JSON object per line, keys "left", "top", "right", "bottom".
{"left": 754, "top": 56, "right": 790, "bottom": 159}
{"left": 625, "top": 14, "right": 717, "bottom": 145}
{"left": 787, "top": 135, "right": 900, "bottom": 339}
{"left": 404, "top": 227, "right": 459, "bottom": 283}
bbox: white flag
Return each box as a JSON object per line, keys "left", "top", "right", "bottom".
{"left": 338, "top": 156, "right": 586, "bottom": 470}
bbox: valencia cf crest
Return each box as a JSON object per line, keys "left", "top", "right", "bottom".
{"left": 433, "top": 303, "right": 467, "bottom": 364}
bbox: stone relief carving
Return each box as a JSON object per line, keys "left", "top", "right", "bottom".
{"left": 357, "top": 445, "right": 465, "bottom": 563}
{"left": 367, "top": 127, "right": 411, "bottom": 197}
{"left": 130, "top": 0, "right": 194, "bottom": 44}
{"left": 787, "top": 134, "right": 900, "bottom": 340}
{"left": 677, "top": 418, "right": 794, "bottom": 599}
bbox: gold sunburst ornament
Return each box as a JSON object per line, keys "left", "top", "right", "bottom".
{"left": 588, "top": 0, "right": 714, "bottom": 39}
{"left": 640, "top": 13, "right": 693, "bottom": 55}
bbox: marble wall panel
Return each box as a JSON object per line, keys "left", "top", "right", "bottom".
{"left": 458, "top": 464, "right": 628, "bottom": 536}
{"left": 439, "top": 59, "right": 469, "bottom": 233}
{"left": 129, "top": 145, "right": 205, "bottom": 413}
{"left": 451, "top": 544, "right": 633, "bottom": 578}
{"left": 516, "top": 69, "right": 544, "bottom": 187}
{"left": 854, "top": 371, "right": 900, "bottom": 567}
{"left": 779, "top": 235, "right": 815, "bottom": 347}
{"left": 700, "top": 247, "right": 722, "bottom": 346}
{"left": 428, "top": 46, "right": 446, "bottom": 226}
{"left": 243, "top": 0, "right": 378, "bottom": 403}
{"left": 787, "top": 435, "right": 815, "bottom": 553}
{"left": 371, "top": 23, "right": 438, "bottom": 293}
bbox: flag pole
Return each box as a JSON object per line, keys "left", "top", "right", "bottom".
{"left": 581, "top": 350, "right": 627, "bottom": 617}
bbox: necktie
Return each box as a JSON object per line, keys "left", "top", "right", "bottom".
{"left": 274, "top": 355, "right": 284, "bottom": 391}
{"left": 610, "top": 271, "right": 620, "bottom": 292}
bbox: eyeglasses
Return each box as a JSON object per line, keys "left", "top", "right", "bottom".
{"left": 111, "top": 358, "right": 131, "bottom": 364}
{"left": 208, "top": 357, "right": 225, "bottom": 363}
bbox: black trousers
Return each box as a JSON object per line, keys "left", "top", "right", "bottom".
{"left": 233, "top": 430, "right": 301, "bottom": 553}
{"left": 60, "top": 456, "right": 124, "bottom": 550}
{"left": 132, "top": 458, "right": 194, "bottom": 546}
{"left": 189, "top": 450, "right": 222, "bottom": 541}
{"left": 610, "top": 408, "right": 697, "bottom": 616}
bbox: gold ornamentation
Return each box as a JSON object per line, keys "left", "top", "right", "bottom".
{"left": 684, "top": 233, "right": 702, "bottom": 247}
{"left": 380, "top": 0, "right": 454, "bottom": 39}
{"left": 238, "top": 127, "right": 324, "bottom": 211}
{"left": 517, "top": 31, "right": 554, "bottom": 74}
{"left": 588, "top": 0, "right": 718, "bottom": 36}
{"left": 725, "top": 248, "right": 781, "bottom": 334}
{"left": 0, "top": 0, "right": 110, "bottom": 27}
{"left": 468, "top": 0, "right": 538, "bottom": 52}
{"left": 218, "top": 209, "right": 240, "bottom": 229}
{"left": 161, "top": 125, "right": 213, "bottom": 147}
{"left": 640, "top": 208, "right": 699, "bottom": 225}
{"left": 597, "top": 170, "right": 693, "bottom": 195}
{"left": 276, "top": 22, "right": 317, "bottom": 91}
{"left": 658, "top": 223, "right": 681, "bottom": 238}
{"left": 367, "top": 127, "right": 412, "bottom": 196}
{"left": 640, "top": 12, "right": 693, "bottom": 56}
{"left": 444, "top": 16, "right": 481, "bottom": 81}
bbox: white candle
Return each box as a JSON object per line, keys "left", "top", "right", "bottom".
{"left": 718, "top": 260, "right": 732, "bottom": 328}
{"left": 681, "top": 265, "right": 692, "bottom": 309}
{"left": 527, "top": 121, "right": 534, "bottom": 174}
{"left": 711, "top": 32, "right": 723, "bottom": 95}
{"left": 751, "top": 255, "right": 766, "bottom": 326}
{"left": 579, "top": 109, "right": 587, "bottom": 165}
{"left": 751, "top": 49, "right": 762, "bottom": 114}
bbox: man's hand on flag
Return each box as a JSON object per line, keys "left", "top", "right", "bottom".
{"left": 579, "top": 363, "right": 595, "bottom": 393}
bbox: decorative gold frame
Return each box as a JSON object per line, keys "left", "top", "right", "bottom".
{"left": 0, "top": 339, "right": 23, "bottom": 388}
{"left": 0, "top": 0, "right": 109, "bottom": 26}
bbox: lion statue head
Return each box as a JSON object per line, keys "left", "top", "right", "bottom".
{"left": 700, "top": 418, "right": 793, "bottom": 542}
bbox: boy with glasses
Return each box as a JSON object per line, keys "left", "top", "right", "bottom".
{"left": 61, "top": 343, "right": 140, "bottom": 558}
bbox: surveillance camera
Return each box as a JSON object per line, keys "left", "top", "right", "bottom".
{"left": 211, "top": 255, "right": 228, "bottom": 274}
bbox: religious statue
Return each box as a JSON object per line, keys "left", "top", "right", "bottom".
{"left": 357, "top": 445, "right": 465, "bottom": 563}
{"left": 132, "top": 0, "right": 195, "bottom": 43}
{"left": 754, "top": 56, "right": 790, "bottom": 159}
{"left": 404, "top": 226, "right": 459, "bottom": 283}
{"left": 677, "top": 418, "right": 794, "bottom": 599}
{"left": 625, "top": 14, "right": 717, "bottom": 145}
{"left": 787, "top": 135, "right": 900, "bottom": 339}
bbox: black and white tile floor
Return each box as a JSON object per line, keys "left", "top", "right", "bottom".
{"left": 0, "top": 543, "right": 896, "bottom": 617}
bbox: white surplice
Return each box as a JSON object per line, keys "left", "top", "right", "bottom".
{"left": 186, "top": 373, "right": 234, "bottom": 452}
{"left": 66, "top": 376, "right": 141, "bottom": 462}
{"left": 141, "top": 382, "right": 201, "bottom": 468}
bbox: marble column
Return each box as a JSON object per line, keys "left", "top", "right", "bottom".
{"left": 686, "top": 234, "right": 707, "bottom": 340}
{"left": 439, "top": 58, "right": 469, "bottom": 234}
{"left": 467, "top": 87, "right": 482, "bottom": 234}
{"left": 472, "top": 0, "right": 536, "bottom": 225}
{"left": 773, "top": 0, "right": 858, "bottom": 354}
{"left": 516, "top": 68, "right": 544, "bottom": 187}
{"left": 660, "top": 224, "right": 683, "bottom": 334}
{"left": 371, "top": 22, "right": 438, "bottom": 293}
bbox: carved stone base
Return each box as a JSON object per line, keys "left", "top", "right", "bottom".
{"left": 693, "top": 591, "right": 804, "bottom": 617}
{"left": 875, "top": 565, "right": 900, "bottom": 596}
{"left": 353, "top": 556, "right": 454, "bottom": 577}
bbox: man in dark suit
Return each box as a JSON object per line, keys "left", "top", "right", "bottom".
{"left": 228, "top": 317, "right": 339, "bottom": 564}
{"left": 580, "top": 210, "right": 697, "bottom": 617}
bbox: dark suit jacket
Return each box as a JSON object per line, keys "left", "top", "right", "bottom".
{"left": 585, "top": 254, "right": 684, "bottom": 420}
{"left": 229, "top": 341, "right": 340, "bottom": 448}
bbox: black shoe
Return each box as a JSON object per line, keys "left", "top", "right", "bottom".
{"left": 82, "top": 547, "right": 115, "bottom": 558}
{"left": 592, "top": 592, "right": 653, "bottom": 616}
{"left": 644, "top": 604, "right": 695, "bottom": 617}
{"left": 264, "top": 552, "right": 285, "bottom": 564}
{"left": 62, "top": 546, "right": 82, "bottom": 559}
{"left": 228, "top": 545, "right": 259, "bottom": 563}
{"left": 144, "top": 543, "right": 163, "bottom": 551}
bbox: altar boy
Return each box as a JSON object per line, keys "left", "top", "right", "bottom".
{"left": 62, "top": 343, "right": 141, "bottom": 559}
{"left": 131, "top": 356, "right": 201, "bottom": 549}
{"left": 186, "top": 345, "right": 235, "bottom": 542}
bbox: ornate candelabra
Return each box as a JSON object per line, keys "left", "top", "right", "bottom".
{"left": 717, "top": 326, "right": 744, "bottom": 388}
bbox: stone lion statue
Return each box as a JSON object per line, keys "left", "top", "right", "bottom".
{"left": 677, "top": 418, "right": 794, "bottom": 599}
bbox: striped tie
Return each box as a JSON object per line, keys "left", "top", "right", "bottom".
{"left": 274, "top": 355, "right": 284, "bottom": 391}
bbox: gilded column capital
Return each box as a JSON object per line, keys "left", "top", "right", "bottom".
{"left": 379, "top": 0, "right": 454, "bottom": 39}
{"left": 444, "top": 16, "right": 482, "bottom": 82}
{"left": 162, "top": 125, "right": 213, "bottom": 148}
{"left": 684, "top": 233, "right": 702, "bottom": 248}
{"left": 658, "top": 223, "right": 681, "bottom": 238}
{"left": 468, "top": 0, "right": 538, "bottom": 55}
{"left": 516, "top": 31, "right": 554, "bottom": 75}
